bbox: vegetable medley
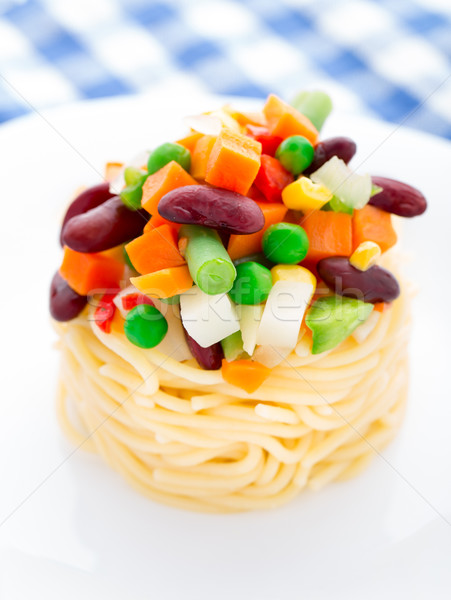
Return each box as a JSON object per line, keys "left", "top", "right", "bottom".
{"left": 50, "top": 92, "right": 427, "bottom": 393}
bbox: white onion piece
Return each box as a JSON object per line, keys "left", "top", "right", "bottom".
{"left": 311, "top": 156, "right": 371, "bottom": 209}
{"left": 256, "top": 281, "right": 314, "bottom": 350}
{"left": 352, "top": 310, "right": 380, "bottom": 343}
{"left": 180, "top": 286, "right": 240, "bottom": 348}
{"left": 183, "top": 114, "right": 222, "bottom": 136}
{"left": 252, "top": 345, "right": 291, "bottom": 368}
{"left": 152, "top": 299, "right": 192, "bottom": 362}
{"left": 237, "top": 304, "right": 264, "bottom": 355}
{"left": 109, "top": 150, "right": 150, "bottom": 195}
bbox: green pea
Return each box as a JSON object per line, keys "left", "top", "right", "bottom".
{"left": 262, "top": 223, "right": 309, "bottom": 264}
{"left": 120, "top": 173, "right": 148, "bottom": 210}
{"left": 276, "top": 136, "right": 314, "bottom": 175}
{"left": 147, "top": 142, "right": 191, "bottom": 175}
{"left": 124, "top": 304, "right": 168, "bottom": 348}
{"left": 229, "top": 261, "right": 273, "bottom": 305}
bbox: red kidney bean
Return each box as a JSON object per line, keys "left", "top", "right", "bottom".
{"left": 60, "top": 182, "right": 114, "bottom": 245}
{"left": 370, "top": 176, "right": 427, "bottom": 217}
{"left": 317, "top": 257, "right": 400, "bottom": 303}
{"left": 304, "top": 137, "right": 357, "bottom": 175}
{"left": 158, "top": 185, "right": 265, "bottom": 235}
{"left": 183, "top": 327, "right": 224, "bottom": 370}
{"left": 62, "top": 196, "right": 149, "bottom": 252}
{"left": 50, "top": 271, "right": 87, "bottom": 321}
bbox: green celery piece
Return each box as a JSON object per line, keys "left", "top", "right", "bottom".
{"left": 329, "top": 195, "right": 354, "bottom": 215}
{"left": 306, "top": 295, "right": 373, "bottom": 354}
{"left": 221, "top": 330, "right": 245, "bottom": 361}
{"left": 120, "top": 173, "right": 148, "bottom": 210}
{"left": 291, "top": 90, "right": 333, "bottom": 131}
{"left": 160, "top": 294, "right": 180, "bottom": 305}
{"left": 371, "top": 183, "right": 383, "bottom": 197}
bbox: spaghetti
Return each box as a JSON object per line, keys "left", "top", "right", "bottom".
{"left": 55, "top": 274, "right": 410, "bottom": 513}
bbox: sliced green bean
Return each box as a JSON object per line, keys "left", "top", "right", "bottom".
{"left": 180, "top": 224, "right": 236, "bottom": 295}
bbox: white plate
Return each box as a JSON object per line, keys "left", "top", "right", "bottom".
{"left": 0, "top": 92, "right": 450, "bottom": 599}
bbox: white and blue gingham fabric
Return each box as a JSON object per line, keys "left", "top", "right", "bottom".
{"left": 1, "top": 0, "right": 450, "bottom": 138}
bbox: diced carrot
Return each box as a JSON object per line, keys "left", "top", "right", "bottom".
{"left": 190, "top": 135, "right": 217, "bottom": 180}
{"left": 352, "top": 205, "right": 397, "bottom": 253}
{"left": 59, "top": 247, "right": 124, "bottom": 296}
{"left": 221, "top": 359, "right": 271, "bottom": 393}
{"left": 227, "top": 202, "right": 288, "bottom": 260}
{"left": 125, "top": 224, "right": 186, "bottom": 275}
{"left": 131, "top": 265, "right": 193, "bottom": 299}
{"left": 176, "top": 132, "right": 203, "bottom": 153}
{"left": 104, "top": 162, "right": 123, "bottom": 182}
{"left": 205, "top": 129, "right": 262, "bottom": 195}
{"left": 301, "top": 211, "right": 353, "bottom": 266}
{"left": 102, "top": 244, "right": 127, "bottom": 263}
{"left": 143, "top": 213, "right": 182, "bottom": 233}
{"left": 263, "top": 94, "right": 319, "bottom": 145}
{"left": 226, "top": 109, "right": 266, "bottom": 127}
{"left": 141, "top": 161, "right": 197, "bottom": 216}
{"left": 374, "top": 302, "right": 389, "bottom": 312}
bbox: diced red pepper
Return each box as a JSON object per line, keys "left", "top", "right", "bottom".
{"left": 121, "top": 293, "right": 155, "bottom": 311}
{"left": 247, "top": 184, "right": 266, "bottom": 202}
{"left": 246, "top": 125, "right": 283, "bottom": 157}
{"left": 253, "top": 154, "right": 294, "bottom": 203}
{"left": 94, "top": 292, "right": 118, "bottom": 333}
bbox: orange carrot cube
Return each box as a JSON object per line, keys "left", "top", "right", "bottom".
{"left": 141, "top": 161, "right": 196, "bottom": 216}
{"left": 125, "top": 224, "right": 185, "bottom": 275}
{"left": 176, "top": 132, "right": 203, "bottom": 153}
{"left": 352, "top": 205, "right": 397, "bottom": 253}
{"left": 59, "top": 247, "right": 124, "bottom": 296}
{"left": 143, "top": 213, "right": 182, "bottom": 233}
{"left": 221, "top": 359, "right": 271, "bottom": 393}
{"left": 104, "top": 162, "right": 123, "bottom": 182}
{"left": 131, "top": 265, "right": 193, "bottom": 299}
{"left": 205, "top": 129, "right": 262, "bottom": 195}
{"left": 301, "top": 211, "right": 353, "bottom": 265}
{"left": 263, "top": 94, "right": 318, "bottom": 144}
{"left": 191, "top": 135, "right": 217, "bottom": 180}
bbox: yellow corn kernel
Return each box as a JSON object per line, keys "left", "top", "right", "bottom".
{"left": 282, "top": 176, "right": 332, "bottom": 211}
{"left": 349, "top": 241, "right": 381, "bottom": 271}
{"left": 271, "top": 264, "right": 317, "bottom": 288}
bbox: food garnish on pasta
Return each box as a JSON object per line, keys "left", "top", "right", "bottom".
{"left": 50, "top": 92, "right": 426, "bottom": 511}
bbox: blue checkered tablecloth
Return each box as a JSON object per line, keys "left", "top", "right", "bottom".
{"left": 1, "top": 0, "right": 450, "bottom": 138}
